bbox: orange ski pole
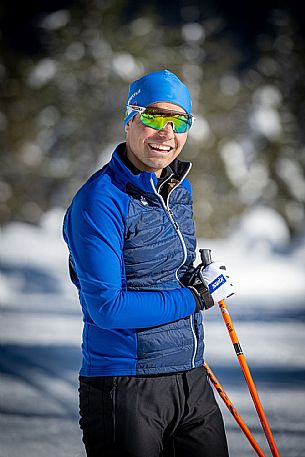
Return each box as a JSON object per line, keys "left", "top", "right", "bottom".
{"left": 218, "top": 298, "right": 280, "bottom": 457}
{"left": 204, "top": 362, "right": 266, "bottom": 457}
{"left": 200, "top": 249, "right": 280, "bottom": 457}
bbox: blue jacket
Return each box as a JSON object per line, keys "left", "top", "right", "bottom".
{"left": 63, "top": 143, "right": 204, "bottom": 376}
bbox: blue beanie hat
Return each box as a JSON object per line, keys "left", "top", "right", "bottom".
{"left": 124, "top": 70, "right": 192, "bottom": 128}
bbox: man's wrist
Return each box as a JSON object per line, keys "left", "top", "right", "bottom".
{"left": 188, "top": 284, "right": 215, "bottom": 311}
{"left": 188, "top": 286, "right": 205, "bottom": 312}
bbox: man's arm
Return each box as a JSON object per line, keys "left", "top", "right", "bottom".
{"left": 63, "top": 188, "right": 196, "bottom": 329}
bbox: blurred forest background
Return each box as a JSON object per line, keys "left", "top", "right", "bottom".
{"left": 1, "top": 0, "right": 305, "bottom": 240}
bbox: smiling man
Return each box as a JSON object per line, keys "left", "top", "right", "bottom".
{"left": 63, "top": 70, "right": 231, "bottom": 457}
{"left": 125, "top": 102, "right": 189, "bottom": 176}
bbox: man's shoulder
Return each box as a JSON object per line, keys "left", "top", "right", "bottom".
{"left": 73, "top": 164, "right": 130, "bottom": 214}
{"left": 181, "top": 176, "right": 192, "bottom": 195}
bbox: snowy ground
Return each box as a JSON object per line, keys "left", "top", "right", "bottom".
{"left": 0, "top": 207, "right": 305, "bottom": 457}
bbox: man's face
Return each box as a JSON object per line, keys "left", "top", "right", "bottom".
{"left": 125, "top": 102, "right": 188, "bottom": 178}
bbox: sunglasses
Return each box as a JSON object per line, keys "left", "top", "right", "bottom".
{"left": 126, "top": 105, "right": 194, "bottom": 134}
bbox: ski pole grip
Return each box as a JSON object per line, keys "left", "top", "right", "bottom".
{"left": 199, "top": 249, "right": 212, "bottom": 268}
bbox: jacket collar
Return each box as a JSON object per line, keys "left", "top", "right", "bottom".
{"left": 108, "top": 143, "right": 192, "bottom": 194}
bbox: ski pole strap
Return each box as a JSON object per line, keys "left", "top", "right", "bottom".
{"left": 188, "top": 285, "right": 214, "bottom": 311}
{"left": 200, "top": 285, "right": 214, "bottom": 309}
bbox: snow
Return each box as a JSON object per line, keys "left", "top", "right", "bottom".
{"left": 0, "top": 206, "right": 304, "bottom": 457}
{"left": 197, "top": 206, "right": 305, "bottom": 309}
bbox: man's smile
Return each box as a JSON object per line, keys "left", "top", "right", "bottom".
{"left": 147, "top": 143, "right": 174, "bottom": 154}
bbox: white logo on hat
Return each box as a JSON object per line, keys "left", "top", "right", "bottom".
{"left": 128, "top": 89, "right": 141, "bottom": 105}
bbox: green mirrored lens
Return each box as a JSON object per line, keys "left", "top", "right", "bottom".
{"left": 140, "top": 112, "right": 192, "bottom": 133}
{"left": 141, "top": 113, "right": 166, "bottom": 131}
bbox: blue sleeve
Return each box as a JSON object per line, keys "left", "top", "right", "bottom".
{"left": 182, "top": 177, "right": 192, "bottom": 196}
{"left": 63, "top": 184, "right": 196, "bottom": 329}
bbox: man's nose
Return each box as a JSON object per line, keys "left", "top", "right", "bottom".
{"left": 158, "top": 121, "right": 174, "bottom": 137}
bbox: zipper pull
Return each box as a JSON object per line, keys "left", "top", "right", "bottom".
{"left": 168, "top": 208, "right": 180, "bottom": 230}
{"left": 110, "top": 377, "right": 118, "bottom": 444}
{"left": 110, "top": 377, "right": 118, "bottom": 398}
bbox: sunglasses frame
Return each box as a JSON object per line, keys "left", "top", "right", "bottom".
{"left": 126, "top": 105, "right": 195, "bottom": 133}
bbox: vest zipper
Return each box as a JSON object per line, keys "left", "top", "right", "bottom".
{"left": 110, "top": 377, "right": 118, "bottom": 443}
{"left": 151, "top": 179, "right": 187, "bottom": 278}
{"left": 157, "top": 172, "right": 174, "bottom": 195}
{"left": 190, "top": 314, "right": 198, "bottom": 368}
{"left": 150, "top": 164, "right": 198, "bottom": 369}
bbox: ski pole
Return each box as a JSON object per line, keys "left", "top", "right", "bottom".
{"left": 204, "top": 362, "right": 266, "bottom": 457}
{"left": 200, "top": 249, "right": 280, "bottom": 457}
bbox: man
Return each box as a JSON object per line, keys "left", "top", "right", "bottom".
{"left": 63, "top": 69, "right": 234, "bottom": 457}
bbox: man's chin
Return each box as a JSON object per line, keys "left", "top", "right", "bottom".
{"left": 147, "top": 158, "right": 173, "bottom": 171}
{"left": 147, "top": 151, "right": 177, "bottom": 167}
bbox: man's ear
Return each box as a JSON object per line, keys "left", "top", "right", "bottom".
{"left": 125, "top": 115, "right": 135, "bottom": 133}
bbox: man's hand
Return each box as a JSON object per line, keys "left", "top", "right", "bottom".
{"left": 188, "top": 261, "right": 234, "bottom": 311}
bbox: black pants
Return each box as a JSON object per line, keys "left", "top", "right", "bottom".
{"left": 79, "top": 366, "right": 229, "bottom": 457}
